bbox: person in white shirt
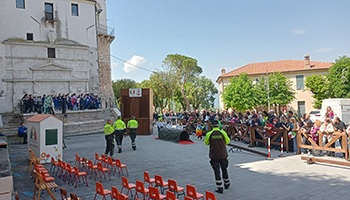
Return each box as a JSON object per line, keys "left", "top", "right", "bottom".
{"left": 320, "top": 118, "right": 335, "bottom": 156}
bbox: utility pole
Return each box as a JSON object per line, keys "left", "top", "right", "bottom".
{"left": 267, "top": 70, "right": 270, "bottom": 111}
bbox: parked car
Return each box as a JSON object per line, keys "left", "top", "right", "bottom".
{"left": 309, "top": 109, "right": 321, "bottom": 123}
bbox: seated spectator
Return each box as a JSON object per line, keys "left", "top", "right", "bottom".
{"left": 333, "top": 117, "right": 346, "bottom": 157}
{"left": 325, "top": 106, "right": 334, "bottom": 119}
{"left": 18, "top": 122, "right": 27, "bottom": 144}
{"left": 320, "top": 118, "right": 335, "bottom": 156}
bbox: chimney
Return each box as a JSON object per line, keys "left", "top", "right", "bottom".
{"left": 304, "top": 54, "right": 311, "bottom": 69}
{"left": 221, "top": 68, "right": 226, "bottom": 74}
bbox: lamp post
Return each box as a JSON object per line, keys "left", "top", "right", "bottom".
{"left": 341, "top": 67, "right": 350, "bottom": 83}
{"left": 257, "top": 71, "right": 278, "bottom": 111}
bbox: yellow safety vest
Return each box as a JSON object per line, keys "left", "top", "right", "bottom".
{"left": 113, "top": 119, "right": 126, "bottom": 130}
{"left": 127, "top": 119, "right": 138, "bottom": 129}
{"left": 104, "top": 124, "right": 114, "bottom": 135}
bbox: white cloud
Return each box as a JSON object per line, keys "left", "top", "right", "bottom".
{"left": 111, "top": 61, "right": 118, "bottom": 68}
{"left": 150, "top": 61, "right": 154, "bottom": 66}
{"left": 293, "top": 30, "right": 306, "bottom": 35}
{"left": 313, "top": 48, "right": 335, "bottom": 53}
{"left": 123, "top": 55, "right": 147, "bottom": 73}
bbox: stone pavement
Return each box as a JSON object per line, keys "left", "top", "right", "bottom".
{"left": 9, "top": 133, "right": 350, "bottom": 200}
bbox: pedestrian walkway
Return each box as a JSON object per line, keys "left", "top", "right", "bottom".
{"left": 10, "top": 133, "right": 350, "bottom": 200}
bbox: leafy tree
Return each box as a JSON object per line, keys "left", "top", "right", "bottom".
{"left": 185, "top": 76, "right": 218, "bottom": 110}
{"left": 268, "top": 72, "right": 295, "bottom": 107}
{"left": 326, "top": 55, "right": 350, "bottom": 98}
{"left": 221, "top": 73, "right": 258, "bottom": 112}
{"left": 305, "top": 74, "right": 330, "bottom": 109}
{"left": 112, "top": 78, "right": 137, "bottom": 108}
{"left": 162, "top": 54, "right": 203, "bottom": 111}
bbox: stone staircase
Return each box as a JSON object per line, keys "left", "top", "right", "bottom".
{"left": 0, "top": 113, "right": 23, "bottom": 136}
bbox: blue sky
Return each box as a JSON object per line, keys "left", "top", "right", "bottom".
{"left": 106, "top": 0, "right": 350, "bottom": 106}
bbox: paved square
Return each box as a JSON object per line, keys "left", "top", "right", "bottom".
{"left": 10, "top": 133, "right": 350, "bottom": 200}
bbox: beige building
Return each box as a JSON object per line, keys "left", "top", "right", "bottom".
{"left": 216, "top": 55, "right": 332, "bottom": 116}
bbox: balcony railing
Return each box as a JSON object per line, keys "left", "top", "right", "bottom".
{"left": 97, "top": 23, "right": 115, "bottom": 37}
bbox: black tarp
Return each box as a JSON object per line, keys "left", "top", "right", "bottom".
{"left": 158, "top": 128, "right": 190, "bottom": 143}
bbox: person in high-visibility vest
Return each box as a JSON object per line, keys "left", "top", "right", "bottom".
{"left": 113, "top": 116, "right": 126, "bottom": 153}
{"left": 204, "top": 120, "right": 230, "bottom": 194}
{"left": 158, "top": 112, "right": 163, "bottom": 122}
{"left": 104, "top": 119, "right": 115, "bottom": 158}
{"left": 127, "top": 115, "right": 138, "bottom": 151}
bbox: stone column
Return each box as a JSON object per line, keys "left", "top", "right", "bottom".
{"left": 97, "top": 34, "right": 115, "bottom": 108}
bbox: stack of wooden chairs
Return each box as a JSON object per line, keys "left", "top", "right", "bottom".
{"left": 27, "top": 148, "right": 59, "bottom": 200}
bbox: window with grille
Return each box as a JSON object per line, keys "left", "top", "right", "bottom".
{"left": 48, "top": 48, "right": 55, "bottom": 58}
{"left": 296, "top": 75, "right": 304, "bottom": 90}
{"left": 26, "top": 33, "right": 33, "bottom": 41}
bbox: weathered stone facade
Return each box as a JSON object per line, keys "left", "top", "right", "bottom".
{"left": 98, "top": 34, "right": 115, "bottom": 108}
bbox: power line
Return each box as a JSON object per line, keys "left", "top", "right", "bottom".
{"left": 110, "top": 54, "right": 158, "bottom": 74}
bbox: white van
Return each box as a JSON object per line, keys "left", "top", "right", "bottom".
{"left": 321, "top": 98, "right": 350, "bottom": 124}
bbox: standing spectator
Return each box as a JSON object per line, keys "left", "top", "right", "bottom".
{"left": 18, "top": 122, "right": 27, "bottom": 144}
{"left": 325, "top": 106, "right": 334, "bottom": 119}
{"left": 36, "top": 96, "right": 43, "bottom": 114}
{"left": 43, "top": 94, "right": 54, "bottom": 114}
{"left": 53, "top": 95, "right": 59, "bottom": 110}
{"left": 285, "top": 118, "right": 299, "bottom": 153}
{"left": 21, "top": 94, "right": 28, "bottom": 113}
{"left": 27, "top": 94, "right": 34, "bottom": 113}
{"left": 333, "top": 117, "right": 346, "bottom": 157}
{"left": 62, "top": 94, "right": 67, "bottom": 114}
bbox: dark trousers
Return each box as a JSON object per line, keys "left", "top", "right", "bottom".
{"left": 210, "top": 159, "right": 230, "bottom": 189}
{"left": 104, "top": 134, "right": 114, "bottom": 157}
{"left": 115, "top": 130, "right": 124, "bottom": 149}
{"left": 129, "top": 129, "right": 137, "bottom": 147}
{"left": 19, "top": 133, "right": 27, "bottom": 143}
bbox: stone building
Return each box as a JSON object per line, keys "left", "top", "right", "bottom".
{"left": 0, "top": 0, "right": 115, "bottom": 113}
{"left": 217, "top": 55, "right": 332, "bottom": 116}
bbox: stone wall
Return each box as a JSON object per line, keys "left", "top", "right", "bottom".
{"left": 97, "top": 34, "right": 115, "bottom": 109}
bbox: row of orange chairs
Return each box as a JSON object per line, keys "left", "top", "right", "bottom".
{"left": 94, "top": 153, "right": 129, "bottom": 177}
{"left": 50, "top": 157, "right": 89, "bottom": 188}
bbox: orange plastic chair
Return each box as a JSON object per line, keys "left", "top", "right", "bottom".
{"left": 149, "top": 186, "right": 166, "bottom": 200}
{"left": 87, "top": 160, "right": 98, "bottom": 179}
{"left": 115, "top": 159, "right": 129, "bottom": 177}
{"left": 94, "top": 152, "right": 102, "bottom": 165}
{"left": 205, "top": 191, "right": 217, "bottom": 200}
{"left": 40, "top": 171, "right": 55, "bottom": 182}
{"left": 94, "top": 182, "right": 111, "bottom": 200}
{"left": 100, "top": 154, "right": 109, "bottom": 167}
{"left": 144, "top": 171, "right": 155, "bottom": 187}
{"left": 121, "top": 176, "right": 136, "bottom": 197}
{"left": 155, "top": 175, "right": 168, "bottom": 194}
{"left": 66, "top": 163, "right": 75, "bottom": 184}
{"left": 74, "top": 153, "right": 83, "bottom": 170}
{"left": 49, "top": 157, "right": 59, "bottom": 173}
{"left": 185, "top": 197, "right": 194, "bottom": 200}
{"left": 166, "top": 191, "right": 179, "bottom": 200}
{"left": 59, "top": 161, "right": 67, "bottom": 180}
{"left": 186, "top": 185, "right": 204, "bottom": 200}
{"left": 56, "top": 159, "right": 62, "bottom": 176}
{"left": 135, "top": 180, "right": 149, "bottom": 200}
{"left": 32, "top": 162, "right": 49, "bottom": 180}
{"left": 73, "top": 166, "right": 88, "bottom": 188}
{"left": 70, "top": 192, "right": 79, "bottom": 200}
{"left": 107, "top": 156, "right": 117, "bottom": 175}
{"left": 168, "top": 179, "right": 185, "bottom": 198}
{"left": 96, "top": 162, "right": 111, "bottom": 182}
{"left": 111, "top": 186, "right": 129, "bottom": 200}
{"left": 60, "top": 187, "right": 68, "bottom": 200}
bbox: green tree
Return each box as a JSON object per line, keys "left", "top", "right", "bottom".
{"left": 112, "top": 78, "right": 137, "bottom": 108}
{"left": 269, "top": 72, "right": 296, "bottom": 108}
{"left": 185, "top": 76, "right": 218, "bottom": 110}
{"left": 326, "top": 55, "right": 350, "bottom": 98}
{"left": 305, "top": 74, "right": 330, "bottom": 109}
{"left": 162, "top": 54, "right": 203, "bottom": 111}
{"left": 221, "top": 73, "right": 258, "bottom": 112}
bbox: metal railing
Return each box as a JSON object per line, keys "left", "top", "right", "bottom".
{"left": 97, "top": 23, "right": 115, "bottom": 37}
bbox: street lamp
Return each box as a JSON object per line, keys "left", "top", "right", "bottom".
{"left": 257, "top": 71, "right": 278, "bottom": 111}
{"left": 341, "top": 67, "right": 350, "bottom": 83}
